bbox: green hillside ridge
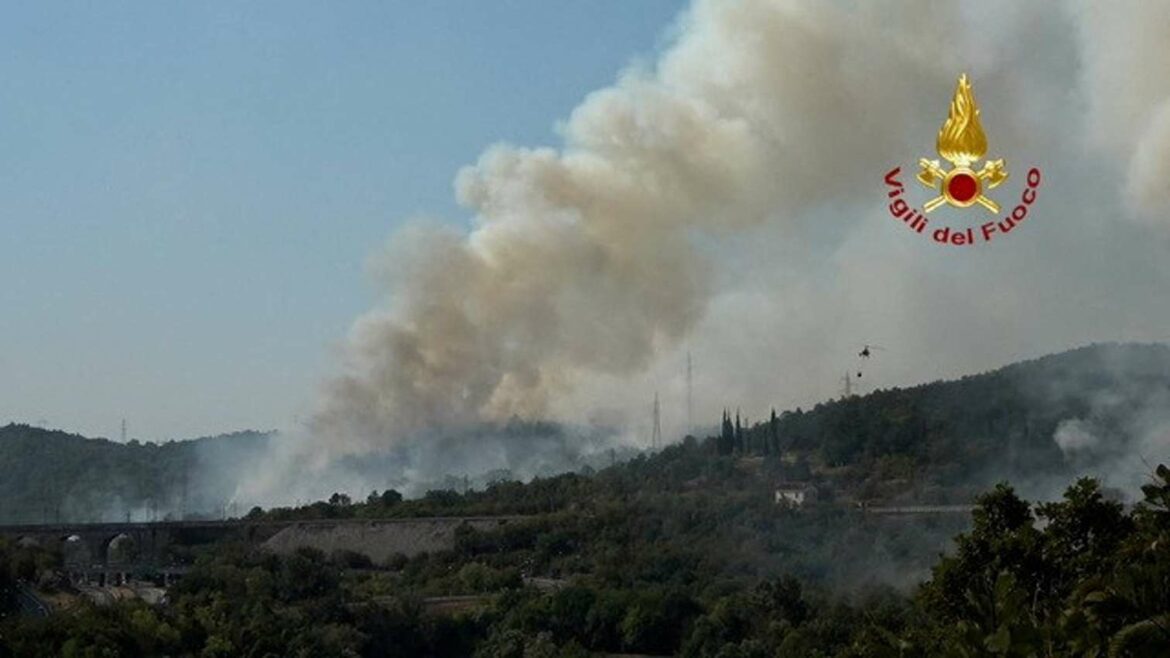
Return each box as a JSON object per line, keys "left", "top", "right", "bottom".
{"left": 3, "top": 341, "right": 1167, "bottom": 525}
{"left": 0, "top": 426, "right": 272, "bottom": 524}
{"left": 2, "top": 342, "right": 1168, "bottom": 655}
{"left": 258, "top": 341, "right": 1170, "bottom": 522}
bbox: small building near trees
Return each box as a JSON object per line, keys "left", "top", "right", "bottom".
{"left": 774, "top": 482, "right": 817, "bottom": 508}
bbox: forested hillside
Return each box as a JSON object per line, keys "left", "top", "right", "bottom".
{"left": 0, "top": 426, "right": 271, "bottom": 523}
{"left": 1, "top": 343, "right": 1168, "bottom": 655}
{"left": 4, "top": 447, "right": 1169, "bottom": 655}
{"left": 736, "top": 342, "right": 1170, "bottom": 498}
{"left": 2, "top": 342, "right": 1166, "bottom": 524}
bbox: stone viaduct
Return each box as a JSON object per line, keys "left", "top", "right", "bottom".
{"left": 0, "top": 516, "right": 524, "bottom": 586}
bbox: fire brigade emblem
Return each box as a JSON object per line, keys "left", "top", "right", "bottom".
{"left": 917, "top": 74, "right": 1007, "bottom": 213}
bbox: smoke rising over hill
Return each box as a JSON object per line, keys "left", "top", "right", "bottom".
{"left": 307, "top": 0, "right": 963, "bottom": 455}
{"left": 279, "top": 1, "right": 1170, "bottom": 493}
{"left": 1, "top": 343, "right": 1166, "bottom": 521}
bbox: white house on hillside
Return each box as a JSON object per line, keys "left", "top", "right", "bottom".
{"left": 774, "top": 483, "right": 817, "bottom": 508}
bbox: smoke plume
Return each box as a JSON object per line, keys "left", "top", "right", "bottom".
{"left": 311, "top": 0, "right": 969, "bottom": 453}
{"left": 288, "top": 0, "right": 1170, "bottom": 489}
{"left": 1076, "top": 0, "right": 1170, "bottom": 222}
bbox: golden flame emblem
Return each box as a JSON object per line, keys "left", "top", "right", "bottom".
{"left": 917, "top": 74, "right": 1007, "bottom": 213}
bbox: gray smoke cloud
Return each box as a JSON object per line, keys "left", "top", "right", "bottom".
{"left": 1076, "top": 0, "right": 1170, "bottom": 222}
{"left": 1053, "top": 401, "right": 1170, "bottom": 498}
{"left": 1054, "top": 419, "right": 1098, "bottom": 454}
{"left": 1020, "top": 345, "right": 1170, "bottom": 501}
{"left": 260, "top": 0, "right": 1170, "bottom": 497}
{"left": 310, "top": 0, "right": 969, "bottom": 453}
{"left": 233, "top": 422, "right": 639, "bottom": 508}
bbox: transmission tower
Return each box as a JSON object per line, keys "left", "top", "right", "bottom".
{"left": 121, "top": 418, "right": 127, "bottom": 442}
{"left": 840, "top": 371, "right": 854, "bottom": 399}
{"left": 686, "top": 351, "right": 693, "bottom": 435}
{"left": 651, "top": 391, "right": 662, "bottom": 450}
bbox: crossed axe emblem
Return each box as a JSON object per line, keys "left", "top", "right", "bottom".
{"left": 916, "top": 158, "right": 1008, "bottom": 214}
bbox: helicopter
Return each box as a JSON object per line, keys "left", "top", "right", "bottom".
{"left": 856, "top": 344, "right": 886, "bottom": 377}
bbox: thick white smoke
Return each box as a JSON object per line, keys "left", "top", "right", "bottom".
{"left": 1049, "top": 378, "right": 1170, "bottom": 500}
{"left": 311, "top": 0, "right": 972, "bottom": 453}
{"left": 1076, "top": 0, "right": 1170, "bottom": 222}
{"left": 289, "top": 0, "right": 1170, "bottom": 483}
{"left": 1054, "top": 419, "right": 1098, "bottom": 454}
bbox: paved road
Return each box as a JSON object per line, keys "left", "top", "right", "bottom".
{"left": 862, "top": 505, "right": 975, "bottom": 515}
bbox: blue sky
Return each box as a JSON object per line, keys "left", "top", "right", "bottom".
{"left": 0, "top": 1, "right": 686, "bottom": 440}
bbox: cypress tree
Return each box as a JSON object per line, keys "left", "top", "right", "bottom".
{"left": 769, "top": 408, "right": 779, "bottom": 456}
{"left": 720, "top": 410, "right": 735, "bottom": 455}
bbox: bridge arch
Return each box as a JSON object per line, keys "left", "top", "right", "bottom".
{"left": 106, "top": 533, "right": 138, "bottom": 566}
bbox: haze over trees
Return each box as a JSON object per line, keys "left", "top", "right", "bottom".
{"left": 0, "top": 427, "right": 270, "bottom": 524}
{"left": 2, "top": 456, "right": 1168, "bottom": 655}
{"left": 2, "top": 342, "right": 1166, "bottom": 524}
{"left": 1, "top": 343, "right": 1168, "bottom": 655}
